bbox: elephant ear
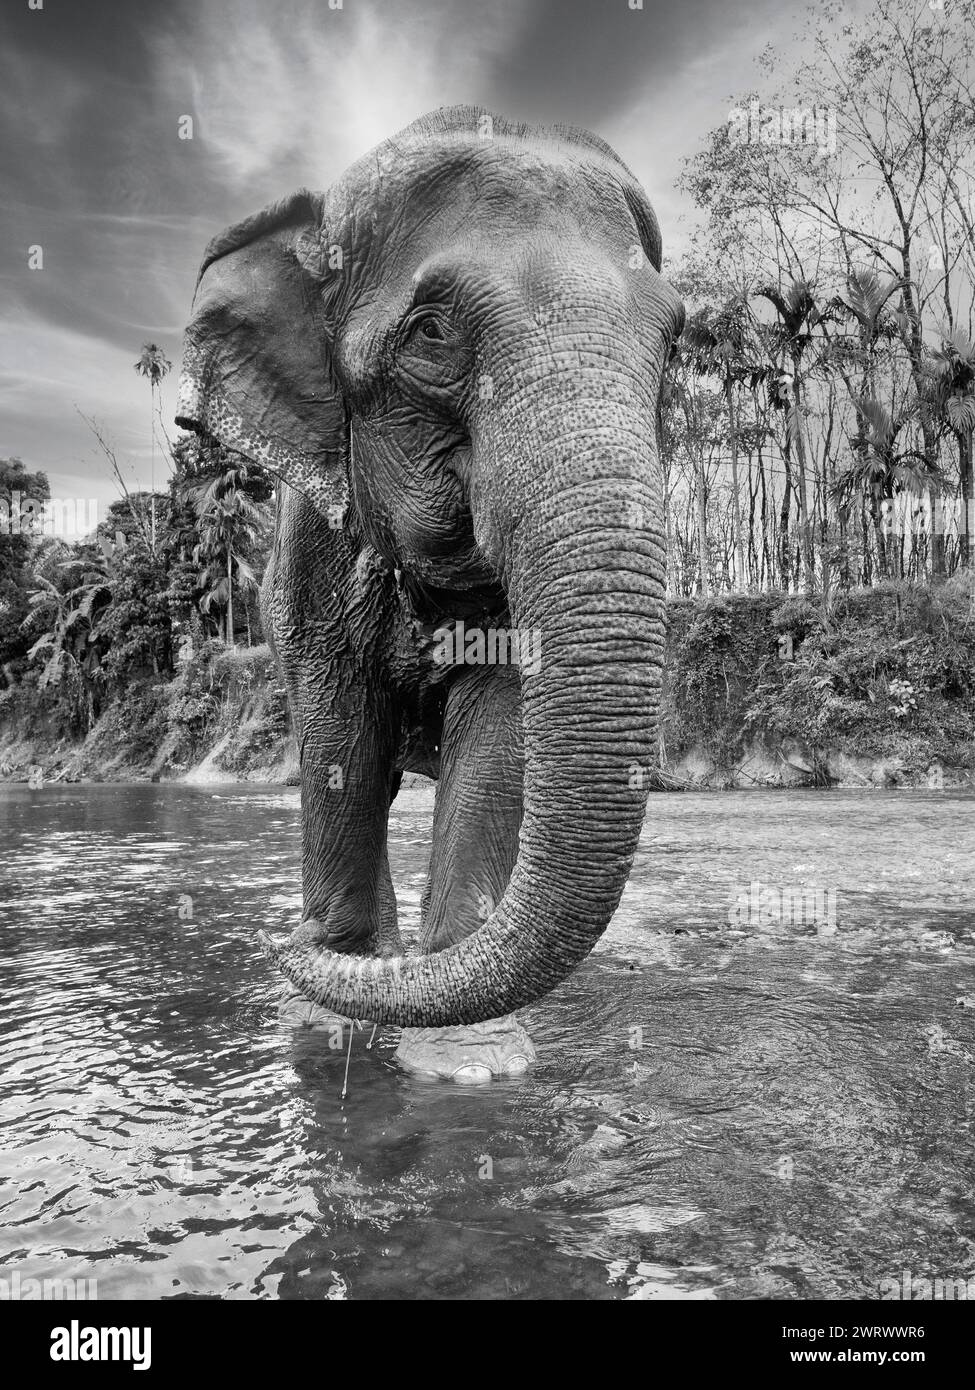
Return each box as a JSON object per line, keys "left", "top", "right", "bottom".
{"left": 621, "top": 183, "right": 663, "bottom": 274}
{"left": 619, "top": 179, "right": 685, "bottom": 341}
{"left": 175, "top": 189, "right": 348, "bottom": 524}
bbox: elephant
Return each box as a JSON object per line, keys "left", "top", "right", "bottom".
{"left": 175, "top": 106, "right": 684, "bottom": 1063}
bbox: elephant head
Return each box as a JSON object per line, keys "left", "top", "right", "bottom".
{"left": 175, "top": 107, "right": 684, "bottom": 1026}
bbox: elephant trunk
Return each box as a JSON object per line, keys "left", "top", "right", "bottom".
{"left": 265, "top": 371, "right": 666, "bottom": 1026}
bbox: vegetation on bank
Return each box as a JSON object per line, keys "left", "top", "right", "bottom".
{"left": 0, "top": 432, "right": 286, "bottom": 783}
{"left": 0, "top": 642, "right": 294, "bottom": 784}
{"left": 0, "top": 434, "right": 273, "bottom": 729}
{"left": 3, "top": 581, "right": 973, "bottom": 788}
{"left": 664, "top": 578, "right": 975, "bottom": 785}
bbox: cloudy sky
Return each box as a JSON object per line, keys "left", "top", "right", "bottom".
{"left": 1, "top": 0, "right": 873, "bottom": 512}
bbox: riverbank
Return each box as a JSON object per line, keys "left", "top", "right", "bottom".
{"left": 2, "top": 581, "right": 974, "bottom": 789}
{"left": 0, "top": 644, "right": 297, "bottom": 787}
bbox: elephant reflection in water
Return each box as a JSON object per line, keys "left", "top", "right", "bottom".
{"left": 176, "top": 107, "right": 683, "bottom": 1078}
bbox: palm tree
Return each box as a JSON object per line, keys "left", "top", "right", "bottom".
{"left": 824, "top": 268, "right": 913, "bottom": 580}
{"left": 830, "top": 269, "right": 905, "bottom": 364}
{"left": 756, "top": 279, "right": 821, "bottom": 591}
{"left": 682, "top": 295, "right": 759, "bottom": 588}
{"left": 22, "top": 555, "right": 114, "bottom": 731}
{"left": 666, "top": 347, "right": 719, "bottom": 597}
{"left": 193, "top": 464, "right": 261, "bottom": 647}
{"left": 133, "top": 343, "right": 173, "bottom": 552}
{"left": 834, "top": 399, "right": 942, "bottom": 579}
{"left": 923, "top": 332, "right": 975, "bottom": 569}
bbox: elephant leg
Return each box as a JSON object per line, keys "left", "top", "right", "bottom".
{"left": 293, "top": 717, "right": 402, "bottom": 958}
{"left": 397, "top": 665, "right": 534, "bottom": 1079}
{"left": 420, "top": 663, "right": 523, "bottom": 953}
{"left": 278, "top": 719, "right": 401, "bottom": 1030}
{"left": 262, "top": 494, "right": 402, "bottom": 961}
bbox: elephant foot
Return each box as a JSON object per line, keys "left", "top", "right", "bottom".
{"left": 277, "top": 986, "right": 371, "bottom": 1033}
{"left": 394, "top": 1015, "right": 536, "bottom": 1081}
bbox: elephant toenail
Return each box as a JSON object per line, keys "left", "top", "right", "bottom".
{"left": 450, "top": 1063, "right": 493, "bottom": 1082}
{"left": 503, "top": 1054, "right": 531, "bottom": 1074}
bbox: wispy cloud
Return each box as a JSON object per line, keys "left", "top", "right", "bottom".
{"left": 154, "top": 0, "right": 531, "bottom": 193}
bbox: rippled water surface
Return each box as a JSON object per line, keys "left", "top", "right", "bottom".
{"left": 1, "top": 784, "right": 973, "bottom": 1300}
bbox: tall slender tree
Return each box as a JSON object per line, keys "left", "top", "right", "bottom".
{"left": 682, "top": 295, "right": 760, "bottom": 589}
{"left": 133, "top": 343, "right": 172, "bottom": 552}
{"left": 924, "top": 332, "right": 975, "bottom": 567}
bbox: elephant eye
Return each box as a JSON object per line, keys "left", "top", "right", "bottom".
{"left": 403, "top": 310, "right": 454, "bottom": 349}
{"left": 396, "top": 307, "right": 471, "bottom": 396}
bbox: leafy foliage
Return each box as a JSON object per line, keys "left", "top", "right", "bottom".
{"left": 662, "top": 584, "right": 975, "bottom": 775}
{"left": 4, "top": 420, "right": 275, "bottom": 740}
{"left": 742, "top": 583, "right": 975, "bottom": 761}
{"left": 0, "top": 458, "right": 51, "bottom": 679}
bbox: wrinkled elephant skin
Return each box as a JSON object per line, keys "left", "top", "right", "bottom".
{"left": 175, "top": 106, "right": 684, "bottom": 1046}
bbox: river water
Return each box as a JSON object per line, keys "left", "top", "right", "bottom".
{"left": 0, "top": 784, "right": 972, "bottom": 1300}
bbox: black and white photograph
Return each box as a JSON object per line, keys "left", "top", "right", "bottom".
{"left": 1, "top": 0, "right": 973, "bottom": 1345}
